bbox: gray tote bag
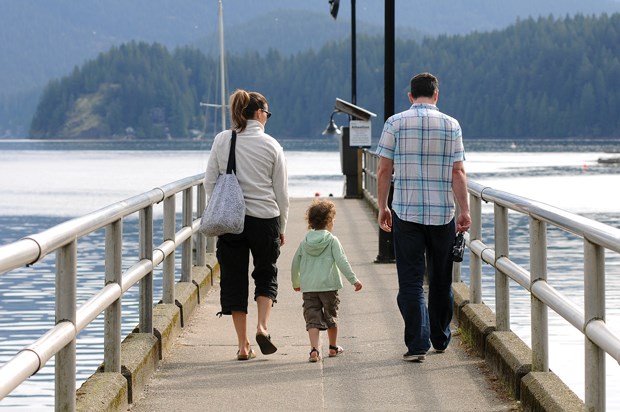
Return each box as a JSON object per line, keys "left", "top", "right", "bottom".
{"left": 199, "top": 130, "right": 245, "bottom": 237}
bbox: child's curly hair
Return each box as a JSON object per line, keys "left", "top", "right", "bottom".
{"left": 306, "top": 199, "right": 336, "bottom": 230}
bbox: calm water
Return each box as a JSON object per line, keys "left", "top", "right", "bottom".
{"left": 0, "top": 137, "right": 619, "bottom": 410}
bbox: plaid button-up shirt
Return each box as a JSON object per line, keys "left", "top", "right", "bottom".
{"left": 376, "top": 103, "right": 465, "bottom": 226}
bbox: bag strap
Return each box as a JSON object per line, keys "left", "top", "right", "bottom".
{"left": 226, "top": 130, "right": 237, "bottom": 174}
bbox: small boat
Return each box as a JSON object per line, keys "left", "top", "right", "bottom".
{"left": 597, "top": 157, "right": 620, "bottom": 164}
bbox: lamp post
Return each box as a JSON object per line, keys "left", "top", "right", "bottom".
{"left": 328, "top": 0, "right": 394, "bottom": 117}
{"left": 325, "top": 1, "right": 395, "bottom": 260}
{"left": 328, "top": 0, "right": 356, "bottom": 105}
{"left": 375, "top": 0, "right": 396, "bottom": 263}
{"left": 385, "top": 0, "right": 394, "bottom": 121}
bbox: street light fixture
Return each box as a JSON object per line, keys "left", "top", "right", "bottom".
{"left": 325, "top": 0, "right": 396, "bottom": 261}
{"left": 329, "top": 0, "right": 339, "bottom": 18}
{"left": 322, "top": 98, "right": 375, "bottom": 136}
{"left": 323, "top": 98, "right": 375, "bottom": 198}
{"left": 322, "top": 110, "right": 343, "bottom": 136}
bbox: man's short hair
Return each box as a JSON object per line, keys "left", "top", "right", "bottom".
{"left": 410, "top": 72, "right": 438, "bottom": 99}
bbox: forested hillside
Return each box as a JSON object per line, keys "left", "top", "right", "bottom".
{"left": 4, "top": 0, "right": 620, "bottom": 138}
{"left": 30, "top": 13, "right": 620, "bottom": 139}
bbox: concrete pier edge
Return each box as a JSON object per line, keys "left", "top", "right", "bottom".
{"left": 76, "top": 254, "right": 583, "bottom": 410}
{"left": 75, "top": 372, "right": 128, "bottom": 412}
{"left": 520, "top": 372, "right": 585, "bottom": 412}
{"left": 75, "top": 255, "right": 219, "bottom": 411}
{"left": 452, "top": 281, "right": 584, "bottom": 411}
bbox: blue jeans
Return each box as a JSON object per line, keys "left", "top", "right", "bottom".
{"left": 392, "top": 212, "right": 455, "bottom": 354}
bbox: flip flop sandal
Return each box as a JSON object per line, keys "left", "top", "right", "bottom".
{"left": 256, "top": 333, "right": 278, "bottom": 355}
{"left": 309, "top": 347, "right": 320, "bottom": 362}
{"left": 329, "top": 345, "right": 344, "bottom": 357}
{"left": 237, "top": 347, "right": 256, "bottom": 361}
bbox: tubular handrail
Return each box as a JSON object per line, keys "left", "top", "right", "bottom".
{"left": 0, "top": 172, "right": 211, "bottom": 410}
{"left": 361, "top": 149, "right": 620, "bottom": 411}
{"left": 0, "top": 174, "right": 203, "bottom": 274}
{"left": 469, "top": 181, "right": 620, "bottom": 254}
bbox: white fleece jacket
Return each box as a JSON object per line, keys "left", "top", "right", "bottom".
{"left": 204, "top": 120, "right": 289, "bottom": 233}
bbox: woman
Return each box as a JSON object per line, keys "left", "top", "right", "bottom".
{"left": 204, "top": 89, "right": 289, "bottom": 360}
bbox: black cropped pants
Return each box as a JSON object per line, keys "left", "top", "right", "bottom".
{"left": 216, "top": 215, "right": 281, "bottom": 315}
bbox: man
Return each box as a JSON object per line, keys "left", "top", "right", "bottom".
{"left": 376, "top": 72, "right": 471, "bottom": 362}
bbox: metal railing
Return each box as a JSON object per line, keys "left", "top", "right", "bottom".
{"left": 0, "top": 173, "right": 213, "bottom": 411}
{"left": 362, "top": 150, "right": 379, "bottom": 211}
{"left": 361, "top": 150, "right": 620, "bottom": 411}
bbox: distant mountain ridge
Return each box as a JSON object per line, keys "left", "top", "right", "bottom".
{"left": 29, "top": 14, "right": 620, "bottom": 140}
{"left": 2, "top": 0, "right": 620, "bottom": 137}
{"left": 3, "top": 0, "right": 620, "bottom": 95}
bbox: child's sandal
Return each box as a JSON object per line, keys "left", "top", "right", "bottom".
{"left": 329, "top": 345, "right": 344, "bottom": 357}
{"left": 309, "top": 347, "right": 320, "bottom": 362}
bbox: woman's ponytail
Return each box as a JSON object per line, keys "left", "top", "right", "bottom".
{"left": 229, "top": 89, "right": 267, "bottom": 132}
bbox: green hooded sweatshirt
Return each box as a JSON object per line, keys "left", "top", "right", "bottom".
{"left": 291, "top": 230, "right": 358, "bottom": 292}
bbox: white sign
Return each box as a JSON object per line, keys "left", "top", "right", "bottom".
{"left": 349, "top": 120, "right": 372, "bottom": 147}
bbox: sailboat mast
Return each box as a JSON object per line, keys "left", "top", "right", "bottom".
{"left": 218, "top": 0, "right": 227, "bottom": 130}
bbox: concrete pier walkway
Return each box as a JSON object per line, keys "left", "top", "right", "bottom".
{"left": 130, "top": 198, "right": 519, "bottom": 411}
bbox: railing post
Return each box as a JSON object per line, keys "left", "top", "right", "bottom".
{"left": 452, "top": 202, "right": 461, "bottom": 282}
{"left": 469, "top": 193, "right": 482, "bottom": 304}
{"left": 196, "top": 185, "right": 207, "bottom": 267}
{"left": 363, "top": 150, "right": 377, "bottom": 202}
{"left": 103, "top": 219, "right": 123, "bottom": 372}
{"left": 584, "top": 238, "right": 605, "bottom": 411}
{"left": 205, "top": 188, "right": 216, "bottom": 254}
{"left": 375, "top": 180, "right": 395, "bottom": 263}
{"left": 139, "top": 206, "right": 153, "bottom": 334}
{"left": 181, "top": 187, "right": 193, "bottom": 282}
{"left": 530, "top": 217, "right": 548, "bottom": 372}
{"left": 163, "top": 195, "right": 176, "bottom": 304}
{"left": 199, "top": 185, "right": 217, "bottom": 254}
{"left": 206, "top": 234, "right": 216, "bottom": 254}
{"left": 494, "top": 204, "right": 510, "bottom": 331}
{"left": 55, "top": 240, "right": 77, "bottom": 412}
{"left": 104, "top": 219, "right": 122, "bottom": 373}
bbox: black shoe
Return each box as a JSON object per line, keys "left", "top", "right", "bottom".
{"left": 403, "top": 351, "right": 426, "bottom": 362}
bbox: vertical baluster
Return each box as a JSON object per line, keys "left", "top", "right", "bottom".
{"left": 470, "top": 193, "right": 482, "bottom": 304}
{"left": 373, "top": 153, "right": 377, "bottom": 197}
{"left": 494, "top": 204, "right": 510, "bottom": 331}
{"left": 163, "top": 195, "right": 176, "bottom": 304}
{"left": 530, "top": 217, "right": 548, "bottom": 372}
{"left": 203, "top": 185, "right": 216, "bottom": 254}
{"left": 196, "top": 185, "right": 207, "bottom": 267}
{"left": 104, "top": 219, "right": 122, "bottom": 373}
{"left": 584, "top": 239, "right": 605, "bottom": 411}
{"left": 182, "top": 188, "right": 193, "bottom": 282}
{"left": 452, "top": 202, "right": 461, "bottom": 283}
{"left": 140, "top": 206, "right": 153, "bottom": 334}
{"left": 55, "top": 240, "right": 77, "bottom": 412}
{"left": 364, "top": 150, "right": 368, "bottom": 197}
{"left": 206, "top": 234, "right": 216, "bottom": 255}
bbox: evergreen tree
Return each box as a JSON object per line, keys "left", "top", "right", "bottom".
{"left": 29, "top": 13, "right": 620, "bottom": 140}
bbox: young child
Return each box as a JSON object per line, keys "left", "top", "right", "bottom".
{"left": 291, "top": 199, "right": 363, "bottom": 362}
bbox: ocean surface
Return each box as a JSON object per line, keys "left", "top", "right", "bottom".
{"left": 0, "top": 137, "right": 619, "bottom": 410}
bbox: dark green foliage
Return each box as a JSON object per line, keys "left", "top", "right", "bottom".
{"left": 29, "top": 14, "right": 620, "bottom": 139}
{"left": 431, "top": 14, "right": 620, "bottom": 138}
{"left": 30, "top": 42, "right": 197, "bottom": 138}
